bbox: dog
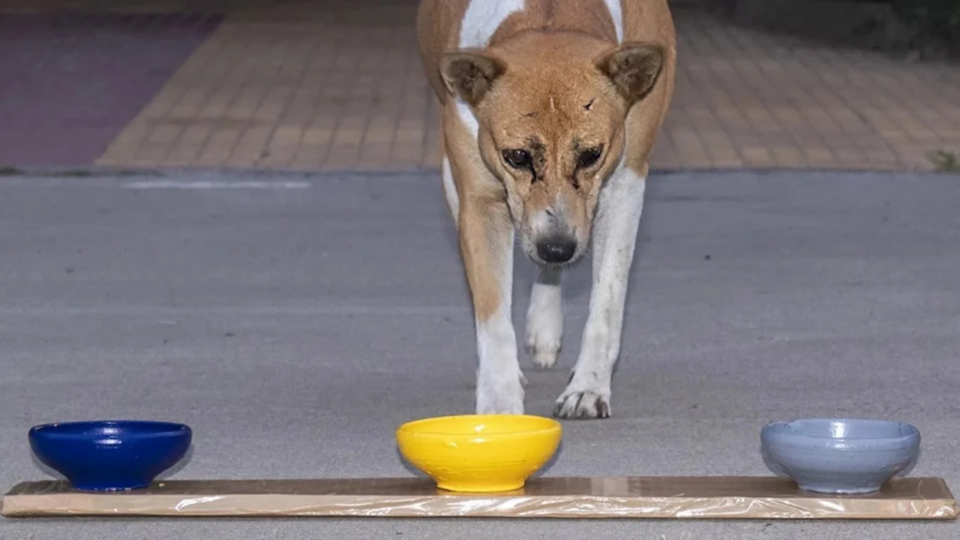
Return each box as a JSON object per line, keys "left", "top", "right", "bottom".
{"left": 416, "top": 0, "right": 676, "bottom": 419}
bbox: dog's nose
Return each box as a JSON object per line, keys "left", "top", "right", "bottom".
{"left": 536, "top": 237, "right": 577, "bottom": 264}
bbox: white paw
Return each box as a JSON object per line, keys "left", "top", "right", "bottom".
{"left": 553, "top": 377, "right": 611, "bottom": 419}
{"left": 525, "top": 276, "right": 563, "bottom": 369}
{"left": 476, "top": 371, "right": 526, "bottom": 414}
{"left": 525, "top": 329, "right": 561, "bottom": 369}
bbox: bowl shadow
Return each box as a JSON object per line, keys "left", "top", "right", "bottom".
{"left": 157, "top": 443, "right": 194, "bottom": 480}
{"left": 30, "top": 453, "right": 66, "bottom": 481}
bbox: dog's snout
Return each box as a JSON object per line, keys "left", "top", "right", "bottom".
{"left": 536, "top": 237, "right": 577, "bottom": 264}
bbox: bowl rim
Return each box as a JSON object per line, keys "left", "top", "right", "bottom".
{"left": 29, "top": 420, "right": 192, "bottom": 440}
{"left": 762, "top": 418, "right": 920, "bottom": 449}
{"left": 396, "top": 414, "right": 561, "bottom": 437}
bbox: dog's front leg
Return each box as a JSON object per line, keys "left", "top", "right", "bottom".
{"left": 525, "top": 267, "right": 563, "bottom": 368}
{"left": 460, "top": 196, "right": 525, "bottom": 415}
{"left": 554, "top": 165, "right": 646, "bottom": 419}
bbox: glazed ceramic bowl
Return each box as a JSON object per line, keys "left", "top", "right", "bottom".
{"left": 761, "top": 418, "right": 920, "bottom": 494}
{"left": 396, "top": 414, "right": 562, "bottom": 493}
{"left": 29, "top": 420, "right": 192, "bottom": 491}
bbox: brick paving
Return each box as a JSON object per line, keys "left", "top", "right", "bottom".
{"left": 0, "top": 12, "right": 222, "bottom": 167}
{"left": 3, "top": 0, "right": 960, "bottom": 172}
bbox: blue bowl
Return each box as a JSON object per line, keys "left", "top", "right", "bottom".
{"left": 761, "top": 418, "right": 920, "bottom": 494}
{"left": 29, "top": 420, "right": 192, "bottom": 492}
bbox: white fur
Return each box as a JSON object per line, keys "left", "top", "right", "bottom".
{"left": 446, "top": 101, "right": 477, "bottom": 229}
{"left": 455, "top": 0, "right": 518, "bottom": 137}
{"left": 529, "top": 209, "right": 553, "bottom": 238}
{"left": 455, "top": 0, "right": 518, "bottom": 138}
{"left": 459, "top": 0, "right": 526, "bottom": 49}
{"left": 441, "top": 157, "right": 460, "bottom": 220}
{"left": 603, "top": 0, "right": 624, "bottom": 43}
{"left": 525, "top": 267, "right": 563, "bottom": 368}
{"left": 447, "top": 101, "right": 476, "bottom": 230}
{"left": 555, "top": 162, "right": 646, "bottom": 418}
{"left": 455, "top": 99, "right": 480, "bottom": 140}
{"left": 475, "top": 229, "right": 526, "bottom": 414}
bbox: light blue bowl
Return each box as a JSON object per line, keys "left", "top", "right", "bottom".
{"left": 760, "top": 418, "right": 920, "bottom": 494}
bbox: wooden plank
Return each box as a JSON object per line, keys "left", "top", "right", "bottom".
{"left": 2, "top": 477, "right": 957, "bottom": 519}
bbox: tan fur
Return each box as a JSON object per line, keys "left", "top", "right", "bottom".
{"left": 441, "top": 100, "right": 510, "bottom": 321}
{"left": 621, "top": 0, "right": 676, "bottom": 172}
{"left": 418, "top": 0, "right": 676, "bottom": 324}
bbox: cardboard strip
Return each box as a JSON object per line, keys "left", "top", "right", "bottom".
{"left": 2, "top": 477, "right": 957, "bottom": 520}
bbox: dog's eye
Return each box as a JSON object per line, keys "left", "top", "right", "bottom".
{"left": 502, "top": 149, "right": 532, "bottom": 170}
{"left": 577, "top": 146, "right": 603, "bottom": 169}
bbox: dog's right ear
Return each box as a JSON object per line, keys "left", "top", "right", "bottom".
{"left": 440, "top": 50, "right": 507, "bottom": 107}
{"left": 595, "top": 42, "right": 665, "bottom": 104}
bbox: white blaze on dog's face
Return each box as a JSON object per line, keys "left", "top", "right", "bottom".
{"left": 441, "top": 32, "right": 664, "bottom": 267}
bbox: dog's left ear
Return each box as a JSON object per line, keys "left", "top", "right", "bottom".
{"left": 440, "top": 50, "right": 507, "bottom": 107}
{"left": 595, "top": 42, "right": 665, "bottom": 104}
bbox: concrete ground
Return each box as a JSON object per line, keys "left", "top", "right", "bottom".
{"left": 0, "top": 169, "right": 959, "bottom": 538}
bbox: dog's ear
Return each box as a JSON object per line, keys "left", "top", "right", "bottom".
{"left": 440, "top": 50, "right": 507, "bottom": 106}
{"left": 595, "top": 42, "right": 665, "bottom": 104}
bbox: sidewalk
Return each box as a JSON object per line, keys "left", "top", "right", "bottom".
{"left": 3, "top": 0, "right": 959, "bottom": 172}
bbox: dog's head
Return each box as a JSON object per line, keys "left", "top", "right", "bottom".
{"left": 441, "top": 32, "right": 664, "bottom": 267}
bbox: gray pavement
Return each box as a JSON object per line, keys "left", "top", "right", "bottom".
{"left": 0, "top": 169, "right": 959, "bottom": 539}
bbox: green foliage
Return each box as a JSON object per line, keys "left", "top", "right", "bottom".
{"left": 928, "top": 149, "right": 960, "bottom": 172}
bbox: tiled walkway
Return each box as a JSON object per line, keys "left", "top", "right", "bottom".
{"left": 0, "top": 12, "right": 221, "bottom": 166}
{"left": 4, "top": 0, "right": 960, "bottom": 171}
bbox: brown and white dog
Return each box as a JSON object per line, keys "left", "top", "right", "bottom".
{"left": 416, "top": 0, "right": 676, "bottom": 418}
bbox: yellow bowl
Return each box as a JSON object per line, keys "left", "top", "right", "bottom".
{"left": 396, "top": 414, "right": 562, "bottom": 493}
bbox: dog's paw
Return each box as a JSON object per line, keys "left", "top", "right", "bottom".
{"left": 525, "top": 314, "right": 562, "bottom": 369}
{"left": 476, "top": 372, "right": 526, "bottom": 414}
{"left": 526, "top": 337, "right": 561, "bottom": 369}
{"left": 553, "top": 381, "right": 611, "bottom": 419}
{"left": 525, "top": 276, "right": 563, "bottom": 369}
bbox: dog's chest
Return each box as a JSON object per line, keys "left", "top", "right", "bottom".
{"left": 459, "top": 0, "right": 525, "bottom": 48}
{"left": 458, "top": 0, "right": 623, "bottom": 48}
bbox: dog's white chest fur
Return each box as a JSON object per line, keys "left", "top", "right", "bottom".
{"left": 459, "top": 0, "right": 525, "bottom": 48}
{"left": 459, "top": 0, "right": 624, "bottom": 48}
{"left": 603, "top": 0, "right": 623, "bottom": 42}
